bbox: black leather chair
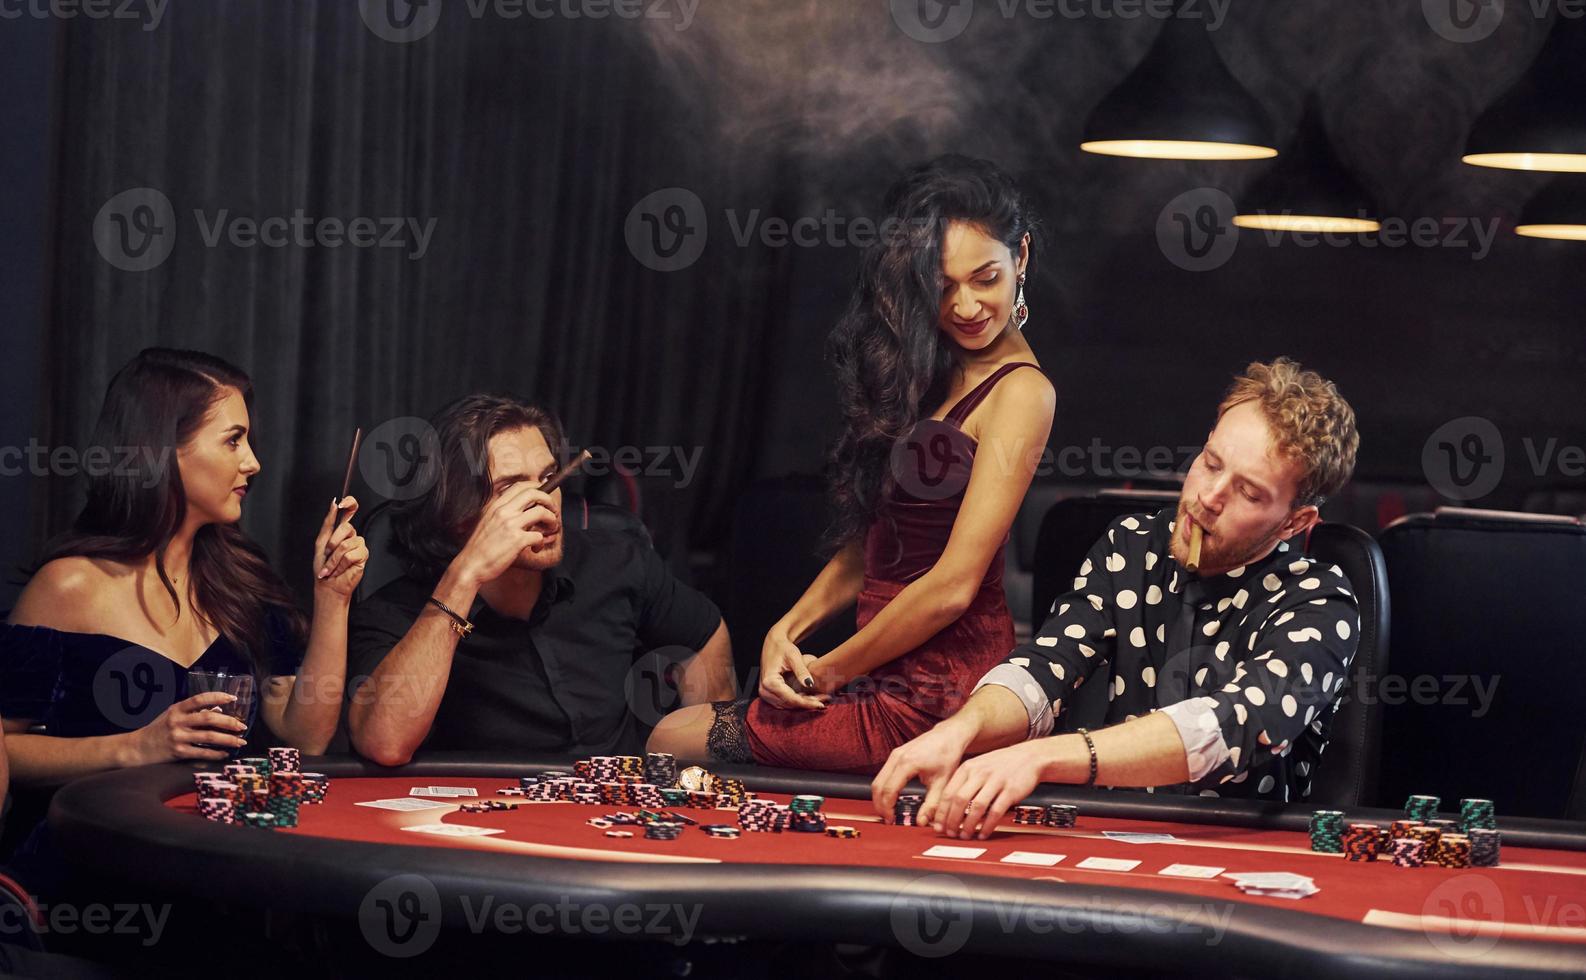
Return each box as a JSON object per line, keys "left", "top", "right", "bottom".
{"left": 1030, "top": 493, "right": 1387, "bottom": 806}
{"left": 1377, "top": 508, "right": 1586, "bottom": 818}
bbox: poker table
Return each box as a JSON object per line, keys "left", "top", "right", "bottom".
{"left": 48, "top": 754, "right": 1586, "bottom": 978}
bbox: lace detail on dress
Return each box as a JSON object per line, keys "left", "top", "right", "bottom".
{"left": 706, "top": 698, "right": 756, "bottom": 764}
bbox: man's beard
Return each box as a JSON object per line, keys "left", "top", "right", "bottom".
{"left": 1172, "top": 504, "right": 1289, "bottom": 573}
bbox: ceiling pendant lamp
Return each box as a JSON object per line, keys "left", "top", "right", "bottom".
{"left": 1080, "top": 0, "right": 1276, "bottom": 161}
{"left": 1515, "top": 176, "right": 1586, "bottom": 240}
{"left": 1233, "top": 95, "right": 1381, "bottom": 234}
{"left": 1463, "top": 10, "right": 1586, "bottom": 173}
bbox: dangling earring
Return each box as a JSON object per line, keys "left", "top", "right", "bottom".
{"left": 1014, "top": 272, "right": 1029, "bottom": 330}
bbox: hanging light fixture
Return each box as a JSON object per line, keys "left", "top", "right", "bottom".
{"left": 1080, "top": 0, "right": 1276, "bottom": 161}
{"left": 1233, "top": 94, "right": 1381, "bottom": 234}
{"left": 1463, "top": 10, "right": 1586, "bottom": 173}
{"left": 1515, "top": 176, "right": 1586, "bottom": 240}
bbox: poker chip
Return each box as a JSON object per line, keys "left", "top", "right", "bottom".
{"left": 1468, "top": 828, "right": 1502, "bottom": 867}
{"left": 1309, "top": 810, "right": 1345, "bottom": 853}
{"left": 223, "top": 763, "right": 257, "bottom": 780}
{"left": 1011, "top": 805, "right": 1045, "bottom": 826}
{"left": 196, "top": 797, "right": 236, "bottom": 825}
{"left": 1460, "top": 799, "right": 1497, "bottom": 833}
{"left": 242, "top": 811, "right": 277, "bottom": 829}
{"left": 268, "top": 746, "right": 301, "bottom": 774}
{"left": 301, "top": 773, "right": 329, "bottom": 805}
{"left": 1433, "top": 834, "right": 1472, "bottom": 869}
{"left": 702, "top": 825, "right": 741, "bottom": 840}
{"left": 825, "top": 826, "right": 860, "bottom": 839}
{"left": 1390, "top": 837, "right": 1426, "bottom": 868}
{"left": 1342, "top": 823, "right": 1382, "bottom": 862}
{"left": 645, "top": 752, "right": 679, "bottom": 789}
{"left": 605, "top": 830, "right": 634, "bottom": 838}
{"left": 1043, "top": 804, "right": 1078, "bottom": 828}
{"left": 1404, "top": 794, "right": 1441, "bottom": 822}
{"left": 644, "top": 821, "right": 685, "bottom": 841}
{"left": 894, "top": 794, "right": 925, "bottom": 827}
{"left": 587, "top": 818, "right": 614, "bottom": 828}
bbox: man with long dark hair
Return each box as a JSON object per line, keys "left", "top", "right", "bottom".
{"left": 347, "top": 394, "right": 734, "bottom": 764}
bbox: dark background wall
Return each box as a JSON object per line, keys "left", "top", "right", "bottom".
{"left": 3, "top": 0, "right": 1585, "bottom": 612}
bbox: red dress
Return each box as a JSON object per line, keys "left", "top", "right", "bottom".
{"left": 743, "top": 362, "right": 1040, "bottom": 773}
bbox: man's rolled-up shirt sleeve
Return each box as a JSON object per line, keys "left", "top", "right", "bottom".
{"left": 973, "top": 523, "right": 1125, "bottom": 740}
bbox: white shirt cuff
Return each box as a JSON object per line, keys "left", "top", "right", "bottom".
{"left": 1158, "top": 696, "right": 1231, "bottom": 782}
{"left": 973, "top": 664, "right": 1055, "bottom": 740}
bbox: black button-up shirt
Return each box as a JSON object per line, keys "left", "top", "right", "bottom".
{"left": 349, "top": 512, "right": 721, "bottom": 756}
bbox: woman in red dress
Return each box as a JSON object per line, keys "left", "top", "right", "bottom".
{"left": 649, "top": 155, "right": 1055, "bottom": 773}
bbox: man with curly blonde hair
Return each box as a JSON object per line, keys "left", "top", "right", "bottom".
{"left": 873, "top": 358, "right": 1361, "bottom": 831}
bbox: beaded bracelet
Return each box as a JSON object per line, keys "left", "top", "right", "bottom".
{"left": 1075, "top": 727, "right": 1099, "bottom": 786}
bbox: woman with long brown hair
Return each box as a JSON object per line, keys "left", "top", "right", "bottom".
{"left": 649, "top": 155, "right": 1055, "bottom": 772}
{"left": 1, "top": 348, "right": 367, "bottom": 782}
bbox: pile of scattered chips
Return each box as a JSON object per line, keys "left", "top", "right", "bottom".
{"left": 894, "top": 794, "right": 925, "bottom": 827}
{"left": 1309, "top": 810, "right": 1345, "bottom": 853}
{"left": 644, "top": 821, "right": 684, "bottom": 841}
{"left": 459, "top": 800, "right": 520, "bottom": 813}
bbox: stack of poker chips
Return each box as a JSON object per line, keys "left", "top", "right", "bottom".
{"left": 1309, "top": 810, "right": 1345, "bottom": 853}
{"left": 711, "top": 776, "right": 749, "bottom": 807}
{"left": 1011, "top": 806, "right": 1045, "bottom": 825}
{"left": 1405, "top": 824, "right": 1442, "bottom": 850}
{"left": 1433, "top": 834, "right": 1473, "bottom": 868}
{"left": 644, "top": 821, "right": 684, "bottom": 841}
{"left": 1342, "top": 823, "right": 1383, "bottom": 862}
{"left": 242, "top": 811, "right": 277, "bottom": 829}
{"left": 239, "top": 756, "right": 271, "bottom": 776}
{"left": 301, "top": 772, "right": 329, "bottom": 805}
{"left": 223, "top": 762, "right": 257, "bottom": 781}
{"left": 788, "top": 795, "right": 827, "bottom": 834}
{"left": 894, "top": 794, "right": 925, "bottom": 827}
{"left": 196, "top": 796, "right": 237, "bottom": 825}
{"left": 644, "top": 752, "right": 679, "bottom": 789}
{"left": 1390, "top": 838, "right": 1427, "bottom": 868}
{"left": 1405, "top": 794, "right": 1441, "bottom": 822}
{"left": 826, "top": 826, "right": 861, "bottom": 839}
{"left": 701, "top": 824, "right": 742, "bottom": 840}
{"left": 1469, "top": 828, "right": 1502, "bottom": 867}
{"left": 1426, "top": 818, "right": 1461, "bottom": 837}
{"left": 268, "top": 746, "right": 301, "bottom": 773}
{"left": 1044, "top": 804, "right": 1078, "bottom": 828}
{"left": 737, "top": 799, "right": 790, "bottom": 833}
{"left": 267, "top": 770, "right": 306, "bottom": 828}
{"left": 1460, "top": 798, "right": 1498, "bottom": 833}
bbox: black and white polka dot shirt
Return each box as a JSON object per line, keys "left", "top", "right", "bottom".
{"left": 976, "top": 508, "right": 1360, "bottom": 802}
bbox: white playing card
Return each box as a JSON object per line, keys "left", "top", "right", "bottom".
{"left": 1101, "top": 831, "right": 1181, "bottom": 844}
{"left": 400, "top": 824, "right": 504, "bottom": 837}
{"left": 409, "top": 786, "right": 479, "bottom": 798}
{"left": 1001, "top": 851, "right": 1066, "bottom": 867}
{"left": 922, "top": 845, "right": 987, "bottom": 860}
{"left": 1158, "top": 863, "right": 1226, "bottom": 879}
{"left": 355, "top": 798, "right": 453, "bottom": 812}
{"left": 1075, "top": 857, "right": 1141, "bottom": 872}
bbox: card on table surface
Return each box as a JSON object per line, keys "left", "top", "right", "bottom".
{"left": 1101, "top": 831, "right": 1182, "bottom": 844}
{"left": 1075, "top": 857, "right": 1141, "bottom": 872}
{"left": 922, "top": 845, "right": 988, "bottom": 860}
{"left": 355, "top": 798, "right": 454, "bottom": 812}
{"left": 400, "top": 824, "right": 505, "bottom": 837}
{"left": 409, "top": 786, "right": 479, "bottom": 798}
{"left": 1001, "top": 851, "right": 1066, "bottom": 867}
{"left": 1157, "top": 863, "right": 1226, "bottom": 879}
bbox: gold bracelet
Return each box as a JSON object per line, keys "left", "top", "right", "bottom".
{"left": 427, "top": 596, "right": 474, "bottom": 638}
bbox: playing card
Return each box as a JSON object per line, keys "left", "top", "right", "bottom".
{"left": 1075, "top": 857, "right": 1141, "bottom": 872}
{"left": 1001, "top": 851, "right": 1066, "bottom": 867}
{"left": 1158, "top": 863, "right": 1226, "bottom": 879}
{"left": 409, "top": 786, "right": 479, "bottom": 798}
{"left": 355, "top": 798, "right": 453, "bottom": 812}
{"left": 400, "top": 824, "right": 504, "bottom": 837}
{"left": 922, "top": 845, "right": 987, "bottom": 860}
{"left": 1102, "top": 831, "right": 1181, "bottom": 844}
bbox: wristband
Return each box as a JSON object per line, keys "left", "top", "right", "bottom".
{"left": 427, "top": 596, "right": 475, "bottom": 638}
{"left": 1076, "top": 727, "right": 1099, "bottom": 786}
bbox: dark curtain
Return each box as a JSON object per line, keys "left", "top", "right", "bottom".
{"left": 40, "top": 0, "right": 793, "bottom": 597}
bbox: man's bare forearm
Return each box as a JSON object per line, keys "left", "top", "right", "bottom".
{"left": 939, "top": 685, "right": 1032, "bottom": 755}
{"left": 676, "top": 620, "right": 735, "bottom": 705}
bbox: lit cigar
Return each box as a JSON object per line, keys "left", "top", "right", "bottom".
{"left": 540, "top": 449, "right": 592, "bottom": 494}
{"left": 1187, "top": 521, "right": 1204, "bottom": 573}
